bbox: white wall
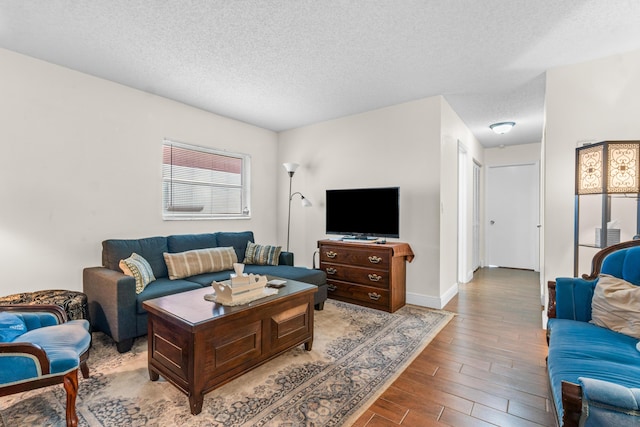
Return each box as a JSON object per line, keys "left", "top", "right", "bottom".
{"left": 544, "top": 48, "right": 640, "bottom": 292}
{"left": 0, "top": 48, "right": 278, "bottom": 295}
{"left": 484, "top": 143, "right": 541, "bottom": 167}
{"left": 440, "top": 99, "right": 484, "bottom": 301}
{"left": 278, "top": 96, "right": 477, "bottom": 308}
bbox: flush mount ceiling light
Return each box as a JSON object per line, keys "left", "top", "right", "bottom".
{"left": 489, "top": 121, "right": 516, "bottom": 134}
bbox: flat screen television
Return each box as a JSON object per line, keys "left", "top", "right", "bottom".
{"left": 325, "top": 187, "right": 400, "bottom": 239}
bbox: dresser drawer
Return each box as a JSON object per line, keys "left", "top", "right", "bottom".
{"left": 320, "top": 245, "right": 391, "bottom": 269}
{"left": 326, "top": 279, "right": 390, "bottom": 309}
{"left": 320, "top": 262, "right": 389, "bottom": 288}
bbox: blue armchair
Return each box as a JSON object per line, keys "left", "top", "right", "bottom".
{"left": 0, "top": 304, "right": 91, "bottom": 427}
{"left": 547, "top": 240, "right": 640, "bottom": 426}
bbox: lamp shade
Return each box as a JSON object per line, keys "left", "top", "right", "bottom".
{"left": 608, "top": 142, "right": 640, "bottom": 193}
{"left": 301, "top": 197, "right": 312, "bottom": 207}
{"left": 283, "top": 162, "right": 299, "bottom": 174}
{"left": 576, "top": 141, "right": 640, "bottom": 195}
{"left": 576, "top": 143, "right": 604, "bottom": 194}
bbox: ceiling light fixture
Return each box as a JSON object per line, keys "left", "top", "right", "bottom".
{"left": 489, "top": 122, "right": 516, "bottom": 134}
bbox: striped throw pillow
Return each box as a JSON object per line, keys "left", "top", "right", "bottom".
{"left": 163, "top": 247, "right": 238, "bottom": 280}
{"left": 120, "top": 253, "right": 156, "bottom": 294}
{"left": 243, "top": 242, "right": 282, "bottom": 266}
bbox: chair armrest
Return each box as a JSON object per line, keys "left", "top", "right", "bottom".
{"left": 83, "top": 267, "right": 137, "bottom": 342}
{"left": 0, "top": 304, "right": 67, "bottom": 325}
{"left": 578, "top": 377, "right": 640, "bottom": 426}
{"left": 279, "top": 251, "right": 294, "bottom": 266}
{"left": 553, "top": 277, "right": 597, "bottom": 322}
{"left": 0, "top": 342, "right": 50, "bottom": 376}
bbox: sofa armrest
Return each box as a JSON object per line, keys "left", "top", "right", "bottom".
{"left": 578, "top": 377, "right": 640, "bottom": 427}
{"left": 279, "top": 251, "right": 294, "bottom": 266}
{"left": 554, "top": 277, "right": 597, "bottom": 322}
{"left": 0, "top": 342, "right": 50, "bottom": 377}
{"left": 83, "top": 267, "right": 137, "bottom": 343}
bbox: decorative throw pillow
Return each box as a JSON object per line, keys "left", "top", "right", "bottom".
{"left": 120, "top": 253, "right": 156, "bottom": 294}
{"left": 243, "top": 242, "right": 282, "bottom": 266}
{"left": 591, "top": 274, "right": 640, "bottom": 339}
{"left": 163, "top": 247, "right": 238, "bottom": 280}
{"left": 0, "top": 312, "right": 27, "bottom": 342}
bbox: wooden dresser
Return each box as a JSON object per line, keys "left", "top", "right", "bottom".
{"left": 318, "top": 240, "right": 414, "bottom": 312}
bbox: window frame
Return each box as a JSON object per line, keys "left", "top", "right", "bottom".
{"left": 162, "top": 139, "right": 251, "bottom": 220}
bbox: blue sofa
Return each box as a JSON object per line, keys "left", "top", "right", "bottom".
{"left": 547, "top": 240, "right": 640, "bottom": 426}
{"left": 83, "top": 231, "right": 327, "bottom": 352}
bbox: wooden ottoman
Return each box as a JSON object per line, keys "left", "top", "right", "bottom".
{"left": 0, "top": 289, "right": 89, "bottom": 321}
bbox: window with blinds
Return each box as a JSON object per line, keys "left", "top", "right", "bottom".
{"left": 162, "top": 140, "right": 250, "bottom": 220}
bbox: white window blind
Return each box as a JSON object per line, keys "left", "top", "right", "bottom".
{"left": 162, "top": 140, "right": 250, "bottom": 220}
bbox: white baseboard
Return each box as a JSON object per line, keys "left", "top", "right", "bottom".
{"left": 407, "top": 282, "right": 459, "bottom": 310}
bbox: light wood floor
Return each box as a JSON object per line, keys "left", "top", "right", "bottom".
{"left": 352, "top": 267, "right": 555, "bottom": 427}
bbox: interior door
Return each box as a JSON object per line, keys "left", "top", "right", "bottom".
{"left": 486, "top": 163, "right": 539, "bottom": 270}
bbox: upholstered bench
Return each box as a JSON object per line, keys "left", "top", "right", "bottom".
{"left": 0, "top": 290, "right": 89, "bottom": 321}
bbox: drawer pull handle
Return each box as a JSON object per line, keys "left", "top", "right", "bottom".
{"left": 327, "top": 284, "right": 337, "bottom": 292}
{"left": 326, "top": 251, "right": 337, "bottom": 259}
{"left": 368, "top": 292, "right": 381, "bottom": 301}
{"left": 368, "top": 274, "right": 382, "bottom": 282}
{"left": 326, "top": 267, "right": 337, "bottom": 275}
{"left": 368, "top": 256, "right": 382, "bottom": 264}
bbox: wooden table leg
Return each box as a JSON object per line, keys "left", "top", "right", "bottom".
{"left": 149, "top": 367, "right": 159, "bottom": 381}
{"left": 189, "top": 392, "right": 204, "bottom": 415}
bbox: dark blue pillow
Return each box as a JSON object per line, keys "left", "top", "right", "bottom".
{"left": 0, "top": 312, "right": 27, "bottom": 342}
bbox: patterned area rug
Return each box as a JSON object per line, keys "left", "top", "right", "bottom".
{"left": 0, "top": 300, "right": 453, "bottom": 426}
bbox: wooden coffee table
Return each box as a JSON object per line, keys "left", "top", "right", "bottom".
{"left": 142, "top": 277, "right": 317, "bottom": 415}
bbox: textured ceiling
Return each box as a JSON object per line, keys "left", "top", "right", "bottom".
{"left": 2, "top": 1, "right": 640, "bottom": 147}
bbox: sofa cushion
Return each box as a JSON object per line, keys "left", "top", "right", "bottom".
{"left": 547, "top": 318, "right": 640, "bottom": 419}
{"left": 183, "top": 271, "right": 234, "bottom": 286}
{"left": 0, "top": 312, "right": 27, "bottom": 342}
{"left": 591, "top": 274, "right": 640, "bottom": 339}
{"left": 243, "top": 242, "right": 282, "bottom": 266}
{"left": 216, "top": 231, "right": 254, "bottom": 261}
{"left": 120, "top": 252, "right": 156, "bottom": 294}
{"left": 167, "top": 233, "right": 218, "bottom": 253}
{"left": 164, "top": 247, "right": 238, "bottom": 280}
{"left": 135, "top": 278, "right": 202, "bottom": 314}
{"left": 602, "top": 246, "right": 640, "bottom": 286}
{"left": 622, "top": 247, "right": 640, "bottom": 286}
{"left": 18, "top": 320, "right": 91, "bottom": 375}
{"left": 103, "top": 236, "right": 169, "bottom": 278}
{"left": 243, "top": 265, "right": 326, "bottom": 286}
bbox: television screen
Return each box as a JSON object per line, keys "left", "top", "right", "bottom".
{"left": 325, "top": 187, "right": 399, "bottom": 239}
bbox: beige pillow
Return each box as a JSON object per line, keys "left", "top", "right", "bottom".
{"left": 120, "top": 253, "right": 156, "bottom": 294}
{"left": 163, "top": 247, "right": 238, "bottom": 280}
{"left": 591, "top": 274, "right": 640, "bottom": 339}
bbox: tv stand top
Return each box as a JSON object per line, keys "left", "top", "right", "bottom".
{"left": 341, "top": 235, "right": 380, "bottom": 242}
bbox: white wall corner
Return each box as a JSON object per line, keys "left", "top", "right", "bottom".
{"left": 464, "top": 270, "right": 474, "bottom": 283}
{"left": 407, "top": 282, "right": 458, "bottom": 310}
{"left": 440, "top": 282, "right": 459, "bottom": 308}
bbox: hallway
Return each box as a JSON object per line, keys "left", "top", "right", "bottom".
{"left": 354, "top": 267, "right": 554, "bottom": 426}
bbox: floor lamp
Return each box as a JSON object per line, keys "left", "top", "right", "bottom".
{"left": 283, "top": 162, "right": 312, "bottom": 252}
